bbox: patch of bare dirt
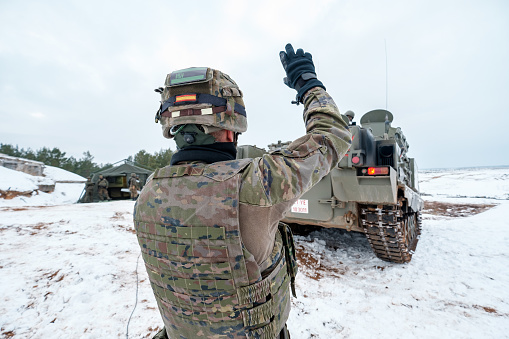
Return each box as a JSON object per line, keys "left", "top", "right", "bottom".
{"left": 295, "top": 244, "right": 345, "bottom": 280}
{"left": 5, "top": 207, "right": 30, "bottom": 211}
{"left": 0, "top": 206, "right": 51, "bottom": 212}
{"left": 43, "top": 270, "right": 60, "bottom": 280}
{"left": 1, "top": 328, "right": 15, "bottom": 338}
{"left": 0, "top": 220, "right": 66, "bottom": 236}
{"left": 0, "top": 189, "right": 35, "bottom": 200}
{"left": 37, "top": 270, "right": 65, "bottom": 287}
{"left": 143, "top": 326, "right": 162, "bottom": 339}
{"left": 111, "top": 211, "right": 129, "bottom": 220}
{"left": 445, "top": 301, "right": 508, "bottom": 317}
{"left": 29, "top": 222, "right": 50, "bottom": 235}
{"left": 115, "top": 224, "right": 136, "bottom": 234}
{"left": 423, "top": 201, "right": 495, "bottom": 218}
{"left": 109, "top": 212, "right": 136, "bottom": 233}
{"left": 473, "top": 305, "right": 505, "bottom": 315}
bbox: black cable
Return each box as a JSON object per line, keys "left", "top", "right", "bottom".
{"left": 126, "top": 251, "right": 142, "bottom": 339}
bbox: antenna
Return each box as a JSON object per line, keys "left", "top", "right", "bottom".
{"left": 385, "top": 39, "right": 388, "bottom": 109}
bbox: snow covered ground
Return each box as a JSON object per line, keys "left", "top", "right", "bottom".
{"left": 0, "top": 167, "right": 508, "bottom": 338}
{"left": 287, "top": 167, "right": 509, "bottom": 338}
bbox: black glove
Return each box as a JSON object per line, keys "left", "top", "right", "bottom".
{"left": 279, "top": 43, "right": 325, "bottom": 103}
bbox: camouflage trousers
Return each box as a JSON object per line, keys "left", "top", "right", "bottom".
{"left": 129, "top": 185, "right": 138, "bottom": 200}
{"left": 84, "top": 189, "right": 94, "bottom": 203}
{"left": 98, "top": 187, "right": 111, "bottom": 201}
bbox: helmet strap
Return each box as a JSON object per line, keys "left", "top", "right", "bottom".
{"left": 226, "top": 130, "right": 234, "bottom": 142}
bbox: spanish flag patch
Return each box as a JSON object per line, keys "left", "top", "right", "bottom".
{"left": 175, "top": 94, "right": 197, "bottom": 103}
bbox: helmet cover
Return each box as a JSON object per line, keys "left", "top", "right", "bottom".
{"left": 156, "top": 67, "right": 247, "bottom": 139}
{"left": 345, "top": 110, "right": 355, "bottom": 118}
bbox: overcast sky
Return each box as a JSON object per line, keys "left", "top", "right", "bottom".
{"left": 1, "top": 0, "right": 508, "bottom": 169}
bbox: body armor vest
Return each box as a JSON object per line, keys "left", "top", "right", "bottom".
{"left": 129, "top": 177, "right": 137, "bottom": 187}
{"left": 134, "top": 159, "right": 291, "bottom": 338}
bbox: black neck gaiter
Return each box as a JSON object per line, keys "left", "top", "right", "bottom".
{"left": 170, "top": 142, "right": 237, "bottom": 165}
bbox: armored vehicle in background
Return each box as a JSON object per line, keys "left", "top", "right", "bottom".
{"left": 238, "top": 109, "right": 423, "bottom": 263}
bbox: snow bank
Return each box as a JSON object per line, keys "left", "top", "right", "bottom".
{"left": 0, "top": 165, "right": 85, "bottom": 207}
{"left": 43, "top": 165, "right": 86, "bottom": 182}
{"left": 0, "top": 166, "right": 39, "bottom": 192}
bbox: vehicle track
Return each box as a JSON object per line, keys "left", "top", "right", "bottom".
{"left": 360, "top": 201, "right": 422, "bottom": 263}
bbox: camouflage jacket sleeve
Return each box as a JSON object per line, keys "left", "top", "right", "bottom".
{"left": 240, "top": 87, "right": 352, "bottom": 206}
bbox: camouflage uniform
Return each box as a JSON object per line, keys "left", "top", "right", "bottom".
{"left": 97, "top": 176, "right": 111, "bottom": 201}
{"left": 84, "top": 177, "right": 94, "bottom": 203}
{"left": 128, "top": 173, "right": 139, "bottom": 200}
{"left": 134, "top": 85, "right": 351, "bottom": 338}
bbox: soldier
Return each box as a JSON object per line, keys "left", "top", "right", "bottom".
{"left": 128, "top": 172, "right": 139, "bottom": 201}
{"left": 345, "top": 110, "right": 355, "bottom": 125}
{"left": 97, "top": 174, "right": 111, "bottom": 201}
{"left": 134, "top": 44, "right": 352, "bottom": 339}
{"left": 84, "top": 176, "right": 94, "bottom": 203}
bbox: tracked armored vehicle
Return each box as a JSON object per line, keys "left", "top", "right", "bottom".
{"left": 239, "top": 109, "right": 423, "bottom": 263}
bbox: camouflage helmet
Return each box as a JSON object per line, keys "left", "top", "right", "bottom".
{"left": 345, "top": 110, "right": 355, "bottom": 119}
{"left": 155, "top": 67, "right": 247, "bottom": 139}
{"left": 131, "top": 173, "right": 136, "bottom": 177}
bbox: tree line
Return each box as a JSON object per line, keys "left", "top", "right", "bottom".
{"left": 126, "top": 148, "right": 174, "bottom": 171}
{"left": 0, "top": 143, "right": 174, "bottom": 178}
